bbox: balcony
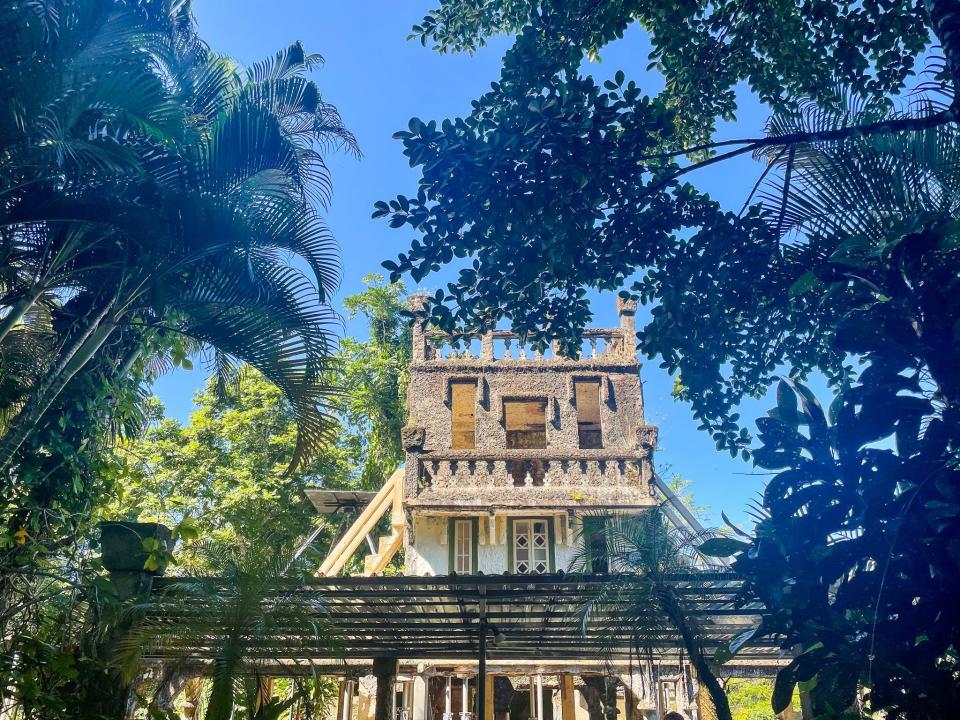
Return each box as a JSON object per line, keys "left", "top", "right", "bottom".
{"left": 408, "top": 451, "right": 656, "bottom": 509}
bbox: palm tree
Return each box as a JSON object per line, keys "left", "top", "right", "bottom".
{"left": 757, "top": 96, "right": 960, "bottom": 416}
{"left": 114, "top": 540, "right": 336, "bottom": 720}
{"left": 0, "top": 0, "right": 358, "bottom": 492}
{"left": 573, "top": 510, "right": 734, "bottom": 720}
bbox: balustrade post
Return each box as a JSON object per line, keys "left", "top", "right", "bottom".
{"left": 481, "top": 332, "right": 494, "bottom": 360}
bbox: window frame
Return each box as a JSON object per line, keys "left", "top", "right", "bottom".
{"left": 581, "top": 515, "right": 609, "bottom": 574}
{"left": 573, "top": 378, "right": 604, "bottom": 449}
{"left": 502, "top": 396, "right": 549, "bottom": 449}
{"left": 447, "top": 517, "right": 479, "bottom": 574}
{"left": 506, "top": 517, "right": 555, "bottom": 574}
{"left": 449, "top": 378, "right": 479, "bottom": 450}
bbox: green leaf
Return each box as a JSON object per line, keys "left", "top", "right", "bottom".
{"left": 788, "top": 271, "right": 820, "bottom": 297}
{"left": 772, "top": 664, "right": 797, "bottom": 714}
{"left": 697, "top": 537, "right": 750, "bottom": 557}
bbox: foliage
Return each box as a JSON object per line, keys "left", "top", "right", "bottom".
{"left": 0, "top": 0, "right": 357, "bottom": 527}
{"left": 338, "top": 275, "right": 412, "bottom": 489}
{"left": 687, "top": 107, "right": 960, "bottom": 718}
{"left": 378, "top": 1, "right": 959, "bottom": 455}
{"left": 410, "top": 0, "right": 935, "bottom": 146}
{"left": 665, "top": 473, "right": 710, "bottom": 523}
{"left": 725, "top": 679, "right": 785, "bottom": 720}
{"left": 574, "top": 510, "right": 733, "bottom": 720}
{"left": 0, "top": 1, "right": 357, "bottom": 716}
{"left": 115, "top": 540, "right": 335, "bottom": 720}
{"left": 104, "top": 278, "right": 410, "bottom": 566}
{"left": 106, "top": 371, "right": 354, "bottom": 552}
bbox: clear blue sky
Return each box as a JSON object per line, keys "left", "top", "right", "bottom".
{"left": 154, "top": 0, "right": 787, "bottom": 528}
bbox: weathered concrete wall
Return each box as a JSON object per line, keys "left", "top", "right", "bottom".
{"left": 407, "top": 513, "right": 597, "bottom": 575}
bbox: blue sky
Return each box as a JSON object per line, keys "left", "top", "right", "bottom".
{"left": 154, "top": 0, "right": 786, "bottom": 528}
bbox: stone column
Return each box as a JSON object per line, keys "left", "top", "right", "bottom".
{"left": 409, "top": 295, "right": 430, "bottom": 362}
{"left": 358, "top": 675, "right": 378, "bottom": 720}
{"left": 412, "top": 675, "right": 428, "bottom": 720}
{"left": 616, "top": 298, "right": 637, "bottom": 359}
{"left": 337, "top": 680, "right": 355, "bottom": 720}
{"left": 481, "top": 332, "right": 494, "bottom": 360}
{"left": 374, "top": 658, "right": 400, "bottom": 720}
{"left": 559, "top": 674, "right": 576, "bottom": 720}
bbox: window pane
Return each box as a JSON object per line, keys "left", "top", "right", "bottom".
{"left": 451, "top": 380, "right": 477, "bottom": 449}
{"left": 504, "top": 400, "right": 547, "bottom": 449}
{"left": 513, "top": 519, "right": 550, "bottom": 574}
{"left": 454, "top": 520, "right": 473, "bottom": 573}
{"left": 575, "top": 380, "right": 603, "bottom": 449}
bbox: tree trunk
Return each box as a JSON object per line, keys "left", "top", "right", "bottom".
{"left": 0, "top": 286, "right": 44, "bottom": 344}
{"left": 658, "top": 591, "right": 733, "bottom": 720}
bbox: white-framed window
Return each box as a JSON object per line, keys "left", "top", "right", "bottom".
{"left": 511, "top": 518, "right": 551, "bottom": 574}
{"left": 454, "top": 519, "right": 474, "bottom": 574}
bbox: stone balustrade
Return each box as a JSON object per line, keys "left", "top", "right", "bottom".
{"left": 420, "top": 328, "right": 629, "bottom": 363}
{"left": 416, "top": 452, "right": 650, "bottom": 492}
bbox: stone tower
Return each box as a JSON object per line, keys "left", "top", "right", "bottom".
{"left": 401, "top": 297, "right": 659, "bottom": 576}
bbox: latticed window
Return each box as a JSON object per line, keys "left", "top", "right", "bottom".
{"left": 512, "top": 519, "right": 551, "bottom": 574}
{"left": 454, "top": 519, "right": 473, "bottom": 574}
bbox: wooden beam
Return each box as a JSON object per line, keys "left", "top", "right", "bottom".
{"left": 318, "top": 469, "right": 403, "bottom": 576}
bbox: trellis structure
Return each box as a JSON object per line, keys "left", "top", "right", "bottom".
{"left": 145, "top": 571, "right": 780, "bottom": 667}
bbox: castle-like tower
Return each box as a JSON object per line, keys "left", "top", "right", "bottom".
{"left": 400, "top": 296, "right": 659, "bottom": 577}
{"left": 312, "top": 299, "right": 718, "bottom": 720}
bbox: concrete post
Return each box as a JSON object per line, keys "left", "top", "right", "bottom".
{"left": 373, "top": 658, "right": 399, "bottom": 720}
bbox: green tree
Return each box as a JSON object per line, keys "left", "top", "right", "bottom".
{"left": 725, "top": 679, "right": 781, "bottom": 720}
{"left": 106, "top": 370, "right": 355, "bottom": 551}
{"left": 338, "top": 276, "right": 412, "bottom": 489}
{"left": 1, "top": 0, "right": 357, "bottom": 530}
{"left": 377, "top": 2, "right": 958, "bottom": 454}
{"left": 409, "top": 0, "right": 953, "bottom": 146}
{"left": 103, "top": 279, "right": 410, "bottom": 560}
{"left": 115, "top": 540, "right": 333, "bottom": 720}
{"left": 690, "top": 115, "right": 960, "bottom": 718}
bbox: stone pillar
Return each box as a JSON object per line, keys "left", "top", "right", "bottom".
{"left": 409, "top": 295, "right": 430, "bottom": 362}
{"left": 182, "top": 677, "right": 203, "bottom": 720}
{"left": 481, "top": 332, "right": 494, "bottom": 360}
{"left": 559, "top": 674, "right": 576, "bottom": 720}
{"left": 580, "top": 677, "right": 615, "bottom": 720}
{"left": 374, "top": 659, "right": 399, "bottom": 720}
{"left": 493, "top": 676, "right": 514, "bottom": 720}
{"left": 337, "top": 680, "right": 355, "bottom": 720}
{"left": 484, "top": 674, "right": 494, "bottom": 720}
{"left": 97, "top": 521, "right": 174, "bottom": 719}
{"left": 616, "top": 298, "right": 637, "bottom": 359}
{"left": 445, "top": 675, "right": 454, "bottom": 720}
{"left": 358, "top": 676, "right": 377, "bottom": 720}
{"left": 412, "top": 675, "right": 428, "bottom": 720}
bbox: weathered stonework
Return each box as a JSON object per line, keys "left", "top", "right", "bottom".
{"left": 401, "top": 425, "right": 426, "bottom": 451}
{"left": 403, "top": 297, "right": 656, "bottom": 515}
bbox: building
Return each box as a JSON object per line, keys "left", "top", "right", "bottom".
{"left": 312, "top": 297, "right": 733, "bottom": 720}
